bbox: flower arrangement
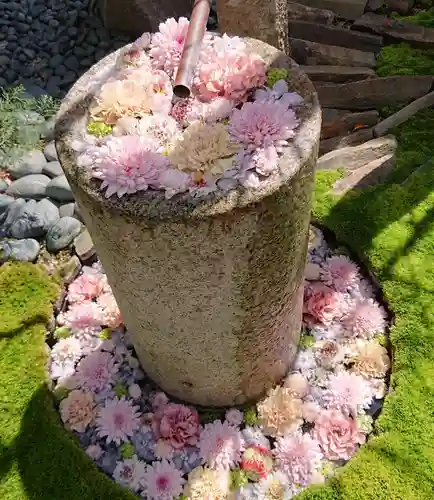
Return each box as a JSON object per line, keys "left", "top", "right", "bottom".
{"left": 74, "top": 19, "right": 303, "bottom": 201}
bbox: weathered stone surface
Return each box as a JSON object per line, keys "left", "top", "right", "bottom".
{"left": 58, "top": 255, "right": 82, "bottom": 285}
{"left": 46, "top": 216, "right": 82, "bottom": 252}
{"left": 353, "top": 13, "right": 434, "bottom": 49}
{"left": 384, "top": 0, "right": 413, "bottom": 15}
{"left": 288, "top": 2, "right": 335, "bottom": 24}
{"left": 55, "top": 39, "right": 321, "bottom": 407}
{"left": 315, "top": 76, "right": 434, "bottom": 109}
{"left": 217, "top": 0, "right": 289, "bottom": 53}
{"left": 332, "top": 154, "right": 395, "bottom": 194}
{"left": 0, "top": 199, "right": 26, "bottom": 236}
{"left": 289, "top": 20, "right": 383, "bottom": 52}
{"left": 1, "top": 238, "right": 40, "bottom": 262}
{"left": 317, "top": 135, "right": 397, "bottom": 171}
{"left": 6, "top": 174, "right": 51, "bottom": 199}
{"left": 9, "top": 198, "right": 60, "bottom": 239}
{"left": 59, "top": 202, "right": 75, "bottom": 218}
{"left": 8, "top": 150, "right": 47, "bottom": 179}
{"left": 366, "top": 0, "right": 384, "bottom": 11}
{"left": 301, "top": 65, "right": 376, "bottom": 83}
{"left": 293, "top": 0, "right": 368, "bottom": 20}
{"left": 74, "top": 229, "right": 96, "bottom": 262}
{"left": 321, "top": 109, "right": 379, "bottom": 139}
{"left": 319, "top": 127, "right": 374, "bottom": 155}
{"left": 289, "top": 38, "right": 376, "bottom": 67}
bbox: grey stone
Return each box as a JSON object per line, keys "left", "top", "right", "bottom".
{"left": 43, "top": 161, "right": 63, "bottom": 178}
{"left": 59, "top": 202, "right": 75, "bottom": 218}
{"left": 46, "top": 216, "right": 82, "bottom": 252}
{"left": 0, "top": 55, "right": 10, "bottom": 65}
{"left": 43, "top": 141, "right": 58, "bottom": 162}
{"left": 9, "top": 198, "right": 60, "bottom": 239}
{"left": 0, "top": 194, "right": 14, "bottom": 214}
{"left": 50, "top": 54, "right": 63, "bottom": 68}
{"left": 1, "top": 238, "right": 40, "bottom": 262}
{"left": 0, "top": 180, "right": 8, "bottom": 194}
{"left": 74, "top": 229, "right": 96, "bottom": 261}
{"left": 0, "top": 199, "right": 26, "bottom": 234}
{"left": 45, "top": 175, "right": 74, "bottom": 202}
{"left": 55, "top": 65, "right": 67, "bottom": 77}
{"left": 58, "top": 255, "right": 82, "bottom": 284}
{"left": 9, "top": 150, "right": 47, "bottom": 179}
{"left": 6, "top": 174, "right": 51, "bottom": 199}
{"left": 64, "top": 55, "right": 79, "bottom": 71}
{"left": 42, "top": 117, "right": 56, "bottom": 141}
{"left": 14, "top": 111, "right": 45, "bottom": 126}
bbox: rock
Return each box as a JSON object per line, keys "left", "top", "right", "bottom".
{"left": 43, "top": 141, "right": 58, "bottom": 161}
{"left": 6, "top": 174, "right": 51, "bottom": 199}
{"left": 1, "top": 238, "right": 40, "bottom": 262}
{"left": 45, "top": 175, "right": 74, "bottom": 202}
{"left": 301, "top": 65, "right": 376, "bottom": 83}
{"left": 14, "top": 111, "right": 45, "bottom": 126}
{"left": 288, "top": 2, "right": 335, "bottom": 24}
{"left": 46, "top": 216, "right": 82, "bottom": 252}
{"left": 58, "top": 255, "right": 82, "bottom": 284}
{"left": 0, "top": 180, "right": 8, "bottom": 193}
{"left": 64, "top": 55, "right": 80, "bottom": 71}
{"left": 74, "top": 229, "right": 96, "bottom": 261}
{"left": 289, "top": 21, "right": 383, "bottom": 53}
{"left": 315, "top": 76, "right": 434, "bottom": 110}
{"left": 42, "top": 117, "right": 56, "bottom": 141}
{"left": 18, "top": 80, "right": 48, "bottom": 99}
{"left": 0, "top": 199, "right": 26, "bottom": 235}
{"left": 319, "top": 127, "right": 374, "bottom": 155}
{"left": 291, "top": 0, "right": 368, "bottom": 20}
{"left": 321, "top": 110, "right": 379, "bottom": 139}
{"left": 353, "top": 12, "right": 434, "bottom": 49}
{"left": 0, "top": 194, "right": 14, "bottom": 214}
{"left": 289, "top": 38, "right": 376, "bottom": 67}
{"left": 43, "top": 161, "right": 63, "bottom": 178}
{"left": 317, "top": 135, "right": 397, "bottom": 171}
{"left": 384, "top": 0, "right": 413, "bottom": 14}
{"left": 8, "top": 150, "right": 48, "bottom": 179}
{"left": 9, "top": 198, "right": 60, "bottom": 239}
{"left": 59, "top": 202, "right": 75, "bottom": 218}
{"left": 366, "top": 0, "right": 384, "bottom": 10}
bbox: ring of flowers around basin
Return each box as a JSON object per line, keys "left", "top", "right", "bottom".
{"left": 50, "top": 224, "right": 390, "bottom": 500}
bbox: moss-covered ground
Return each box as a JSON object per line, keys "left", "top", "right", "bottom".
{"left": 1, "top": 25, "right": 434, "bottom": 500}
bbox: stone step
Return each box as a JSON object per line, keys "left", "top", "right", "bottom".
{"left": 288, "top": 2, "right": 335, "bottom": 24}
{"left": 320, "top": 127, "right": 374, "bottom": 155}
{"left": 301, "top": 65, "right": 376, "bottom": 83}
{"left": 293, "top": 0, "right": 368, "bottom": 20}
{"left": 353, "top": 12, "right": 434, "bottom": 49}
{"left": 321, "top": 109, "right": 379, "bottom": 139}
{"left": 289, "top": 20, "right": 383, "bottom": 52}
{"left": 315, "top": 76, "right": 434, "bottom": 110}
{"left": 289, "top": 38, "right": 376, "bottom": 67}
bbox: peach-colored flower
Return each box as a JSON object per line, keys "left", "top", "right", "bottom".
{"left": 351, "top": 340, "right": 390, "bottom": 378}
{"left": 60, "top": 389, "right": 97, "bottom": 432}
{"left": 284, "top": 373, "right": 310, "bottom": 398}
{"left": 257, "top": 387, "right": 303, "bottom": 437}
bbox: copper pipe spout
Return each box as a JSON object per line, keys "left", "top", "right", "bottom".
{"left": 173, "top": 0, "right": 212, "bottom": 99}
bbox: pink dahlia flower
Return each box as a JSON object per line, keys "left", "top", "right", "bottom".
{"left": 86, "top": 135, "right": 170, "bottom": 198}
{"left": 75, "top": 351, "right": 119, "bottom": 392}
{"left": 342, "top": 299, "right": 387, "bottom": 339}
{"left": 303, "top": 282, "right": 344, "bottom": 326}
{"left": 322, "top": 372, "right": 373, "bottom": 416}
{"left": 97, "top": 292, "right": 123, "bottom": 329}
{"left": 142, "top": 459, "right": 184, "bottom": 500}
{"left": 67, "top": 273, "right": 106, "bottom": 304}
{"left": 96, "top": 397, "right": 141, "bottom": 444}
{"left": 62, "top": 301, "right": 104, "bottom": 336}
{"left": 274, "top": 431, "right": 322, "bottom": 486}
{"left": 195, "top": 52, "right": 266, "bottom": 102}
{"left": 152, "top": 403, "right": 200, "bottom": 452}
{"left": 229, "top": 100, "right": 299, "bottom": 151}
{"left": 313, "top": 409, "right": 365, "bottom": 460}
{"left": 320, "top": 255, "right": 360, "bottom": 292}
{"left": 199, "top": 420, "right": 245, "bottom": 469}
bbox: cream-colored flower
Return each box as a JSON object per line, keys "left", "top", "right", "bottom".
{"left": 283, "top": 372, "right": 310, "bottom": 398}
{"left": 257, "top": 387, "right": 303, "bottom": 437}
{"left": 168, "top": 121, "right": 240, "bottom": 181}
{"left": 183, "top": 466, "right": 231, "bottom": 500}
{"left": 350, "top": 339, "right": 390, "bottom": 378}
{"left": 59, "top": 389, "right": 97, "bottom": 432}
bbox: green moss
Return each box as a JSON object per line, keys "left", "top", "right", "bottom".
{"left": 266, "top": 68, "right": 289, "bottom": 88}
{"left": 53, "top": 326, "right": 72, "bottom": 339}
{"left": 87, "top": 120, "right": 113, "bottom": 138}
{"left": 376, "top": 43, "right": 434, "bottom": 77}
{"left": 244, "top": 407, "right": 258, "bottom": 426}
{"left": 394, "top": 7, "right": 434, "bottom": 27}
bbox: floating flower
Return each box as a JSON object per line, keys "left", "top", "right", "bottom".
{"left": 142, "top": 459, "right": 184, "bottom": 500}
{"left": 136, "top": 114, "right": 181, "bottom": 149}
{"left": 303, "top": 282, "right": 344, "bottom": 326}
{"left": 157, "top": 168, "right": 193, "bottom": 199}
{"left": 183, "top": 466, "right": 231, "bottom": 500}
{"left": 351, "top": 340, "right": 390, "bottom": 378}
{"left": 152, "top": 403, "right": 200, "bottom": 452}
{"left": 342, "top": 299, "right": 387, "bottom": 338}
{"left": 97, "top": 292, "right": 123, "bottom": 328}
{"left": 241, "top": 445, "right": 273, "bottom": 481}
{"left": 113, "top": 455, "right": 147, "bottom": 492}
{"left": 283, "top": 372, "right": 310, "bottom": 398}
{"left": 189, "top": 97, "right": 236, "bottom": 124}
{"left": 257, "top": 387, "right": 303, "bottom": 437}
{"left": 97, "top": 397, "right": 141, "bottom": 445}
{"left": 59, "top": 390, "right": 97, "bottom": 432}
{"left": 212, "top": 33, "right": 246, "bottom": 57}
{"left": 293, "top": 348, "right": 317, "bottom": 377}
{"left": 313, "top": 340, "right": 344, "bottom": 369}
{"left": 62, "top": 301, "right": 104, "bottom": 336}
{"left": 242, "top": 426, "right": 271, "bottom": 450}
{"left": 225, "top": 408, "right": 244, "bottom": 427}
{"left": 320, "top": 255, "right": 360, "bottom": 292}
{"left": 313, "top": 409, "right": 365, "bottom": 460}
{"left": 302, "top": 400, "right": 321, "bottom": 423}
{"left": 322, "top": 372, "right": 373, "bottom": 416}
{"left": 254, "top": 79, "right": 303, "bottom": 108}
{"left": 117, "top": 45, "right": 151, "bottom": 69}
{"left": 273, "top": 431, "right": 322, "bottom": 487}
{"left": 75, "top": 351, "right": 119, "bottom": 392}
{"left": 67, "top": 272, "right": 106, "bottom": 304}
{"left": 199, "top": 420, "right": 244, "bottom": 469}
{"left": 50, "top": 337, "right": 82, "bottom": 380}
{"left": 86, "top": 444, "right": 103, "bottom": 460}
{"left": 305, "top": 262, "right": 321, "bottom": 281}
{"left": 253, "top": 470, "right": 295, "bottom": 499}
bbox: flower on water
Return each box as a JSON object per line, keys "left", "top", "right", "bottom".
{"left": 313, "top": 340, "right": 345, "bottom": 369}
{"left": 86, "top": 135, "right": 170, "bottom": 198}
{"left": 302, "top": 400, "right": 321, "bottom": 423}
{"left": 225, "top": 408, "right": 244, "bottom": 427}
{"left": 135, "top": 32, "right": 151, "bottom": 50}
{"left": 320, "top": 255, "right": 360, "bottom": 292}
{"left": 241, "top": 445, "right": 273, "bottom": 481}
{"left": 342, "top": 299, "right": 387, "bottom": 339}
{"left": 170, "top": 99, "right": 193, "bottom": 126}
{"left": 50, "top": 337, "right": 82, "bottom": 379}
{"left": 152, "top": 391, "right": 169, "bottom": 410}
{"left": 350, "top": 340, "right": 390, "bottom": 378}
{"left": 157, "top": 167, "right": 193, "bottom": 199}
{"left": 242, "top": 426, "right": 270, "bottom": 450}
{"left": 195, "top": 51, "right": 266, "bottom": 102}
{"left": 273, "top": 431, "right": 322, "bottom": 487}
{"left": 129, "top": 383, "right": 142, "bottom": 400}
{"left": 183, "top": 466, "right": 231, "bottom": 500}
{"left": 305, "top": 262, "right": 321, "bottom": 281}
{"left": 117, "top": 45, "right": 151, "bottom": 69}
{"left": 189, "top": 97, "right": 236, "bottom": 124}
{"left": 136, "top": 114, "right": 181, "bottom": 149}
{"left": 59, "top": 389, "right": 97, "bottom": 432}
{"left": 75, "top": 351, "right": 119, "bottom": 392}
{"left": 113, "top": 455, "right": 147, "bottom": 492}
{"left": 142, "top": 459, "right": 185, "bottom": 500}
{"left": 253, "top": 470, "right": 295, "bottom": 499}
{"left": 67, "top": 273, "right": 106, "bottom": 304}
{"left": 97, "top": 397, "right": 141, "bottom": 444}
{"left": 97, "top": 292, "right": 123, "bottom": 328}
{"left": 212, "top": 34, "right": 246, "bottom": 57}
{"left": 293, "top": 348, "right": 317, "bottom": 377}
{"left": 152, "top": 403, "right": 200, "bottom": 452}
{"left": 254, "top": 80, "right": 303, "bottom": 108}
{"left": 229, "top": 99, "right": 299, "bottom": 151}
{"left": 322, "top": 372, "right": 373, "bottom": 416}
{"left": 303, "top": 282, "right": 344, "bottom": 326}
{"left": 199, "top": 420, "right": 244, "bottom": 469}
{"left": 283, "top": 372, "right": 310, "bottom": 398}
{"left": 257, "top": 387, "right": 303, "bottom": 437}
{"left": 62, "top": 301, "right": 104, "bottom": 336}
{"left": 86, "top": 444, "right": 103, "bottom": 460}
{"left": 312, "top": 409, "right": 365, "bottom": 460}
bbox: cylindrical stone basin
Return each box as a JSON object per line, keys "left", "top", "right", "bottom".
{"left": 55, "top": 38, "right": 321, "bottom": 407}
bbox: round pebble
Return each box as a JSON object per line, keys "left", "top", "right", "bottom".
{"left": 45, "top": 175, "right": 74, "bottom": 202}
{"left": 9, "top": 198, "right": 60, "bottom": 239}
{"left": 8, "top": 150, "right": 47, "bottom": 179}
{"left": 43, "top": 161, "right": 63, "bottom": 178}
{"left": 43, "top": 141, "right": 58, "bottom": 162}
{"left": 46, "top": 216, "right": 82, "bottom": 252}
{"left": 0, "top": 238, "right": 40, "bottom": 262}
{"left": 6, "top": 174, "right": 51, "bottom": 199}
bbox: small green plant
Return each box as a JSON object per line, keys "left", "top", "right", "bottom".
{"left": 244, "top": 407, "right": 258, "bottom": 426}
{"left": 87, "top": 120, "right": 113, "bottom": 138}
{"left": 119, "top": 443, "right": 135, "bottom": 459}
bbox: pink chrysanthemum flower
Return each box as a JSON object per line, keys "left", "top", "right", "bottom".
{"left": 225, "top": 408, "right": 244, "bottom": 427}
{"left": 97, "top": 292, "right": 123, "bottom": 329}
{"left": 136, "top": 114, "right": 181, "bottom": 149}
{"left": 113, "top": 455, "right": 147, "bottom": 493}
{"left": 142, "top": 459, "right": 185, "bottom": 500}
{"left": 60, "top": 389, "right": 97, "bottom": 433}
{"left": 274, "top": 431, "right": 323, "bottom": 487}
{"left": 85, "top": 135, "right": 170, "bottom": 198}
{"left": 320, "top": 255, "right": 360, "bottom": 292}
{"left": 322, "top": 372, "right": 373, "bottom": 416}
{"left": 229, "top": 100, "right": 299, "bottom": 151}
{"left": 96, "top": 397, "right": 141, "bottom": 445}
{"left": 342, "top": 299, "right": 387, "bottom": 339}
{"left": 157, "top": 168, "right": 193, "bottom": 199}
{"left": 67, "top": 273, "right": 106, "bottom": 304}
{"left": 75, "top": 351, "right": 119, "bottom": 392}
{"left": 189, "top": 97, "right": 236, "bottom": 124}
{"left": 303, "top": 282, "right": 346, "bottom": 326}
{"left": 50, "top": 337, "right": 82, "bottom": 379}
{"left": 62, "top": 301, "right": 104, "bottom": 336}
{"left": 313, "top": 409, "right": 365, "bottom": 460}
{"left": 199, "top": 420, "right": 244, "bottom": 469}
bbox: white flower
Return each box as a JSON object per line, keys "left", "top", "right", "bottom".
{"left": 113, "top": 455, "right": 147, "bottom": 492}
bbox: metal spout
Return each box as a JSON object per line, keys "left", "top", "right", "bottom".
{"left": 173, "top": 0, "right": 212, "bottom": 99}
